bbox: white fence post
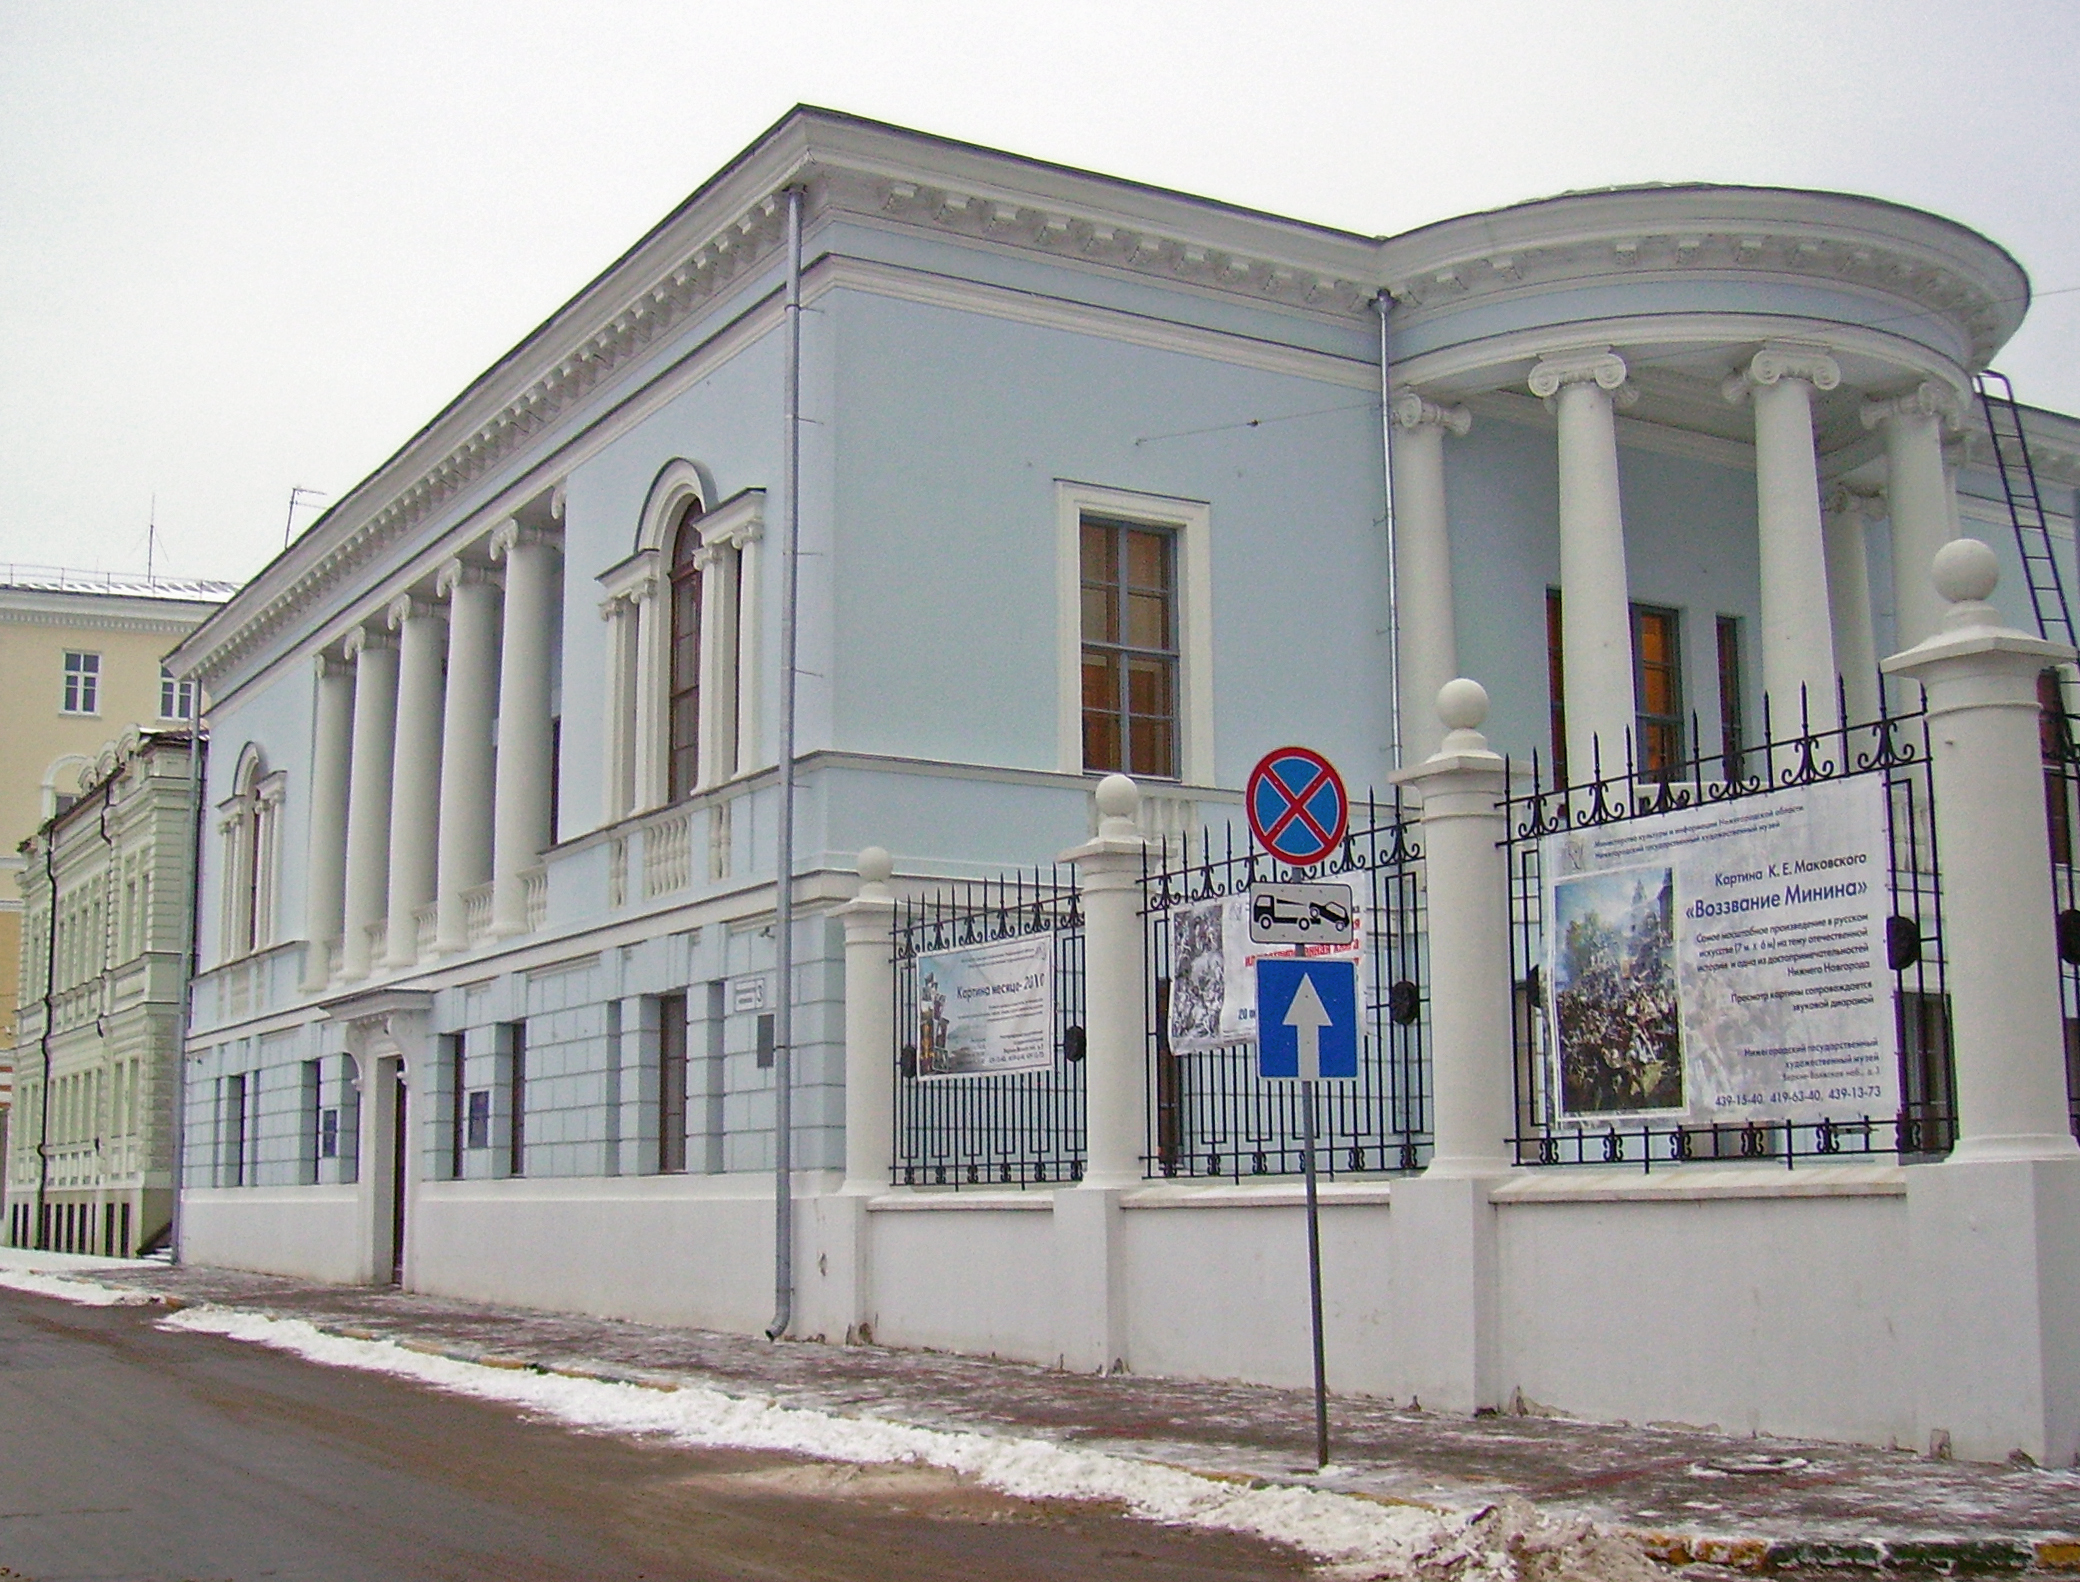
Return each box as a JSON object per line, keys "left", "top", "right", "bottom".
{"left": 840, "top": 846, "right": 898, "bottom": 1194}
{"left": 1387, "top": 680, "right": 1516, "bottom": 1413}
{"left": 1057, "top": 773, "right": 1148, "bottom": 1372}
{"left": 1883, "top": 537, "right": 2080, "bottom": 1466}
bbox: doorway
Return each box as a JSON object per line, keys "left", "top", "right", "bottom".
{"left": 388, "top": 1063, "right": 408, "bottom": 1284}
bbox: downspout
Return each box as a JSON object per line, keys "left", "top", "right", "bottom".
{"left": 1376, "top": 295, "right": 1404, "bottom": 771}
{"left": 170, "top": 722, "right": 204, "bottom": 1262}
{"left": 766, "top": 182, "right": 804, "bottom": 1341}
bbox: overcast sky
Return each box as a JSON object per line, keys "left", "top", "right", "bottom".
{"left": 2, "top": 0, "right": 2074, "bottom": 584}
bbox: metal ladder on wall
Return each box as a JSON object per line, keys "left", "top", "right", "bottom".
{"left": 1974, "top": 369, "right": 2075, "bottom": 647}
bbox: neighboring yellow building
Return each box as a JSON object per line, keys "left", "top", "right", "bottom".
{"left": 0, "top": 569, "right": 230, "bottom": 1171}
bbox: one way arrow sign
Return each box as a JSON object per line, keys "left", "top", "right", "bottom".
{"left": 1255, "top": 958, "right": 1359, "bottom": 1083}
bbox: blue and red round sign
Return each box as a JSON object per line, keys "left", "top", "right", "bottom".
{"left": 1246, "top": 746, "right": 1349, "bottom": 867}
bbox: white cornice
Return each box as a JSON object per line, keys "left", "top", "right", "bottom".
{"left": 1379, "top": 186, "right": 2028, "bottom": 370}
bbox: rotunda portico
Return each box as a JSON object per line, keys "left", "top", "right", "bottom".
{"left": 1374, "top": 185, "right": 2030, "bottom": 771}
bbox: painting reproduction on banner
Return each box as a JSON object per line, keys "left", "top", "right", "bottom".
{"left": 915, "top": 934, "right": 1056, "bottom": 1077}
{"left": 1542, "top": 776, "right": 1894, "bottom": 1126}
{"left": 1166, "top": 893, "right": 1362, "bottom": 1053}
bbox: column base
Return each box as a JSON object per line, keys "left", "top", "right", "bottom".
{"left": 1908, "top": 1154, "right": 2080, "bottom": 1466}
{"left": 1053, "top": 1187, "right": 1126, "bottom": 1373}
{"left": 1389, "top": 1173, "right": 1504, "bottom": 1414}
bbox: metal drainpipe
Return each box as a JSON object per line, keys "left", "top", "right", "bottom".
{"left": 1376, "top": 294, "right": 1404, "bottom": 771}
{"left": 170, "top": 721, "right": 203, "bottom": 1263}
{"left": 766, "top": 182, "right": 804, "bottom": 1342}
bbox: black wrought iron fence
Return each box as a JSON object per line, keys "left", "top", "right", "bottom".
{"left": 1140, "top": 792, "right": 1428, "bottom": 1180}
{"left": 2034, "top": 676, "right": 2080, "bottom": 1141}
{"left": 892, "top": 869, "right": 1085, "bottom": 1187}
{"left": 1505, "top": 689, "right": 1953, "bottom": 1171}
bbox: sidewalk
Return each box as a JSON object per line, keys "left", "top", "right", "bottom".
{"left": 5, "top": 1249, "right": 2076, "bottom": 1576}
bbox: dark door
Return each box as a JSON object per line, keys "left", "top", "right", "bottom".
{"left": 389, "top": 1067, "right": 408, "bottom": 1285}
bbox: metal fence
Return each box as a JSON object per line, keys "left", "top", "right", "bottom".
{"left": 1140, "top": 792, "right": 1428, "bottom": 1180}
{"left": 1504, "top": 690, "right": 1953, "bottom": 1170}
{"left": 2035, "top": 680, "right": 2080, "bottom": 1141}
{"left": 891, "top": 869, "right": 1085, "bottom": 1187}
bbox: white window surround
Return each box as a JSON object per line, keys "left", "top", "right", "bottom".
{"left": 62, "top": 650, "right": 101, "bottom": 716}
{"left": 598, "top": 464, "right": 766, "bottom": 823}
{"left": 1055, "top": 480, "right": 1214, "bottom": 784}
{"left": 217, "top": 744, "right": 285, "bottom": 963}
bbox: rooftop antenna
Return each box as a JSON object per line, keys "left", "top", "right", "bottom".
{"left": 283, "top": 485, "right": 327, "bottom": 546}
{"left": 146, "top": 495, "right": 157, "bottom": 586}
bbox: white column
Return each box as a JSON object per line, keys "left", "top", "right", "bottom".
{"left": 695, "top": 538, "right": 742, "bottom": 787}
{"left": 839, "top": 846, "right": 897, "bottom": 1194}
{"left": 490, "top": 522, "right": 559, "bottom": 938}
{"left": 1725, "top": 343, "right": 1842, "bottom": 730}
{"left": 1394, "top": 681, "right": 1515, "bottom": 1177}
{"left": 1530, "top": 349, "right": 1636, "bottom": 783}
{"left": 1863, "top": 382, "right": 1963, "bottom": 650}
{"left": 1824, "top": 488, "right": 1883, "bottom": 727}
{"left": 1390, "top": 390, "right": 1471, "bottom": 764}
{"left": 340, "top": 626, "right": 399, "bottom": 983}
{"left": 735, "top": 525, "right": 764, "bottom": 773}
{"left": 1064, "top": 775, "right": 1148, "bottom": 1188}
{"left": 302, "top": 655, "right": 354, "bottom": 990}
{"left": 1885, "top": 538, "right": 2079, "bottom": 1163}
{"left": 630, "top": 579, "right": 668, "bottom": 812}
{"left": 435, "top": 559, "right": 500, "bottom": 954}
{"left": 383, "top": 596, "right": 447, "bottom": 967}
{"left": 598, "top": 592, "right": 635, "bottom": 823}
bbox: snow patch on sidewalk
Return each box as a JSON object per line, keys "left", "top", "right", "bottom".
{"left": 161, "top": 1303, "right": 1465, "bottom": 1574}
{"left": 0, "top": 1267, "right": 157, "bottom": 1307}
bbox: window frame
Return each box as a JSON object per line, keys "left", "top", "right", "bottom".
{"left": 1631, "top": 603, "right": 1685, "bottom": 782}
{"left": 1055, "top": 482, "right": 1213, "bottom": 784}
{"left": 159, "top": 664, "right": 197, "bottom": 721}
{"left": 61, "top": 650, "right": 101, "bottom": 716}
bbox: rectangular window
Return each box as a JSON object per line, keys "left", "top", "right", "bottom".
{"left": 224, "top": 1073, "right": 249, "bottom": 1187}
{"left": 443, "top": 1035, "right": 466, "bottom": 1180}
{"left": 1632, "top": 605, "right": 1684, "bottom": 782}
{"left": 755, "top": 1011, "right": 775, "bottom": 1071}
{"left": 466, "top": 1090, "right": 491, "bottom": 1150}
{"left": 1080, "top": 516, "right": 1178, "bottom": 778}
{"left": 506, "top": 1021, "right": 527, "bottom": 1178}
{"left": 1545, "top": 590, "right": 1568, "bottom": 786}
{"left": 159, "top": 664, "right": 196, "bottom": 721}
{"left": 1544, "top": 594, "right": 1686, "bottom": 784}
{"left": 657, "top": 993, "right": 688, "bottom": 1174}
{"left": 301, "top": 1059, "right": 322, "bottom": 1184}
{"left": 1716, "top": 616, "right": 1745, "bottom": 781}
{"left": 62, "top": 651, "right": 100, "bottom": 715}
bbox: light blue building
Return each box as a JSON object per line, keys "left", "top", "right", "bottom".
{"left": 147, "top": 109, "right": 2078, "bottom": 1449}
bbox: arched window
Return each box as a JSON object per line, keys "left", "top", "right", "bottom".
{"left": 218, "top": 745, "right": 283, "bottom": 961}
{"left": 668, "top": 500, "right": 705, "bottom": 801}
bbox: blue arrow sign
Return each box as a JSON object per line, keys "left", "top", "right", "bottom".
{"left": 1256, "top": 958, "right": 1360, "bottom": 1082}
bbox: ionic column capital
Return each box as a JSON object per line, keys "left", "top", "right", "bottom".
{"left": 1860, "top": 380, "right": 1965, "bottom": 435}
{"left": 1721, "top": 341, "right": 1841, "bottom": 403}
{"left": 385, "top": 594, "right": 442, "bottom": 631}
{"left": 1528, "top": 348, "right": 1636, "bottom": 410}
{"left": 314, "top": 651, "right": 352, "bottom": 682}
{"left": 1390, "top": 389, "right": 1473, "bottom": 437}
{"left": 1823, "top": 483, "right": 1883, "bottom": 521}
{"left": 342, "top": 625, "right": 394, "bottom": 660}
{"left": 489, "top": 519, "right": 560, "bottom": 561}
{"left": 434, "top": 557, "right": 499, "bottom": 599}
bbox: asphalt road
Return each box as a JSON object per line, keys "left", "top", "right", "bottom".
{"left": 0, "top": 1287, "right": 1305, "bottom": 1582}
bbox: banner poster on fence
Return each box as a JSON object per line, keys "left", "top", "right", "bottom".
{"left": 915, "top": 934, "right": 1056, "bottom": 1078}
{"left": 1541, "top": 774, "right": 1894, "bottom": 1126}
{"left": 1167, "top": 893, "right": 1363, "bottom": 1053}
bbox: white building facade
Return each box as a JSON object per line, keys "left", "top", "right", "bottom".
{"left": 167, "top": 111, "right": 2080, "bottom": 1464}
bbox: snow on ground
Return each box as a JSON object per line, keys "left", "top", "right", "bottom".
{"left": 158, "top": 1302, "right": 1466, "bottom": 1575}
{"left": 0, "top": 1266, "right": 159, "bottom": 1307}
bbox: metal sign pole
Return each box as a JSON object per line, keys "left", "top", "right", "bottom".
{"left": 1301, "top": 1075, "right": 1330, "bottom": 1470}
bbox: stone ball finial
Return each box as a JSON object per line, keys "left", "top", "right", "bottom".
{"left": 1932, "top": 536, "right": 1999, "bottom": 605}
{"left": 1438, "top": 678, "right": 1489, "bottom": 732}
{"left": 857, "top": 845, "right": 893, "bottom": 886}
{"left": 1095, "top": 773, "right": 1140, "bottom": 823}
